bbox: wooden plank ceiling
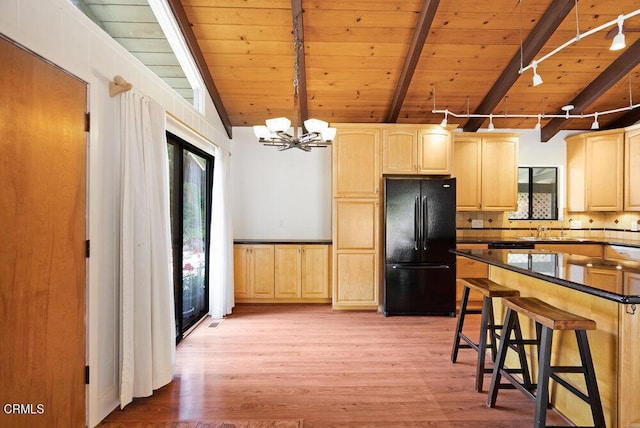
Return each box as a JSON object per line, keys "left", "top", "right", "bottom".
{"left": 172, "top": 0, "right": 640, "bottom": 141}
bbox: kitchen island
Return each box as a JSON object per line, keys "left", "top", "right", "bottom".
{"left": 453, "top": 247, "right": 640, "bottom": 428}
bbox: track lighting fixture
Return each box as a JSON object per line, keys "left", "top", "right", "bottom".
{"left": 487, "top": 114, "right": 495, "bottom": 131}
{"left": 534, "top": 114, "right": 541, "bottom": 131}
{"left": 610, "top": 14, "right": 626, "bottom": 51}
{"left": 532, "top": 61, "right": 543, "bottom": 87}
{"left": 520, "top": 8, "right": 640, "bottom": 85}
{"left": 591, "top": 112, "right": 600, "bottom": 130}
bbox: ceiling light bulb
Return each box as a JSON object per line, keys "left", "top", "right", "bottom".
{"left": 265, "top": 117, "right": 291, "bottom": 133}
{"left": 591, "top": 113, "right": 600, "bottom": 130}
{"left": 532, "top": 61, "right": 543, "bottom": 87}
{"left": 320, "top": 127, "right": 337, "bottom": 142}
{"left": 440, "top": 110, "right": 448, "bottom": 128}
{"left": 610, "top": 15, "right": 626, "bottom": 51}
{"left": 304, "top": 118, "right": 328, "bottom": 133}
{"left": 488, "top": 114, "right": 495, "bottom": 131}
{"left": 253, "top": 125, "right": 271, "bottom": 140}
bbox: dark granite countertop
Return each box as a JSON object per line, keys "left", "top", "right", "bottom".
{"left": 234, "top": 239, "right": 332, "bottom": 245}
{"left": 452, "top": 248, "right": 640, "bottom": 304}
{"left": 456, "top": 237, "right": 640, "bottom": 248}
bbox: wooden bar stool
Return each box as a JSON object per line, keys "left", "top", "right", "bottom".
{"left": 487, "top": 296, "right": 605, "bottom": 428}
{"left": 451, "top": 278, "right": 520, "bottom": 392}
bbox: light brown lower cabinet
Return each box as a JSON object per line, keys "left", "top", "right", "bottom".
{"left": 234, "top": 243, "right": 331, "bottom": 303}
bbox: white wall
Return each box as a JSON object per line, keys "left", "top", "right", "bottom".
{"left": 0, "top": 0, "right": 230, "bottom": 426}
{"left": 230, "top": 127, "right": 576, "bottom": 239}
{"left": 231, "top": 127, "right": 332, "bottom": 240}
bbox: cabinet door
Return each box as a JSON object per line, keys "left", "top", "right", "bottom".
{"left": 453, "top": 136, "right": 482, "bottom": 210}
{"left": 481, "top": 135, "right": 518, "bottom": 210}
{"left": 233, "top": 245, "right": 250, "bottom": 298}
{"left": 333, "top": 127, "right": 380, "bottom": 198}
{"left": 332, "top": 199, "right": 379, "bottom": 310}
{"left": 625, "top": 127, "right": 640, "bottom": 211}
{"left": 334, "top": 199, "right": 378, "bottom": 251}
{"left": 382, "top": 128, "right": 417, "bottom": 174}
{"left": 333, "top": 253, "right": 378, "bottom": 308}
{"left": 417, "top": 127, "right": 452, "bottom": 174}
{"left": 301, "top": 245, "right": 330, "bottom": 298}
{"left": 251, "top": 245, "right": 275, "bottom": 298}
{"left": 586, "top": 131, "right": 623, "bottom": 211}
{"left": 565, "top": 135, "right": 587, "bottom": 212}
{"left": 275, "top": 245, "right": 302, "bottom": 298}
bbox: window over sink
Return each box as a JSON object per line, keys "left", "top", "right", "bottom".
{"left": 509, "top": 167, "right": 558, "bottom": 220}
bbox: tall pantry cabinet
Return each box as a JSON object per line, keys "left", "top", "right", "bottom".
{"left": 332, "top": 125, "right": 381, "bottom": 310}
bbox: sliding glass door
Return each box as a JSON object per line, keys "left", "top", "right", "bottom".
{"left": 167, "top": 132, "right": 214, "bottom": 342}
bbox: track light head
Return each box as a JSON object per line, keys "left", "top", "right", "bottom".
{"left": 440, "top": 110, "right": 448, "bottom": 128}
{"left": 610, "top": 15, "right": 626, "bottom": 51}
{"left": 534, "top": 114, "right": 541, "bottom": 131}
{"left": 488, "top": 114, "right": 495, "bottom": 131}
{"left": 591, "top": 113, "right": 600, "bottom": 130}
{"left": 532, "top": 61, "right": 543, "bottom": 87}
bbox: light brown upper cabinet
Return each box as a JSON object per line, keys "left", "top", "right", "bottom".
{"left": 453, "top": 133, "right": 519, "bottom": 211}
{"left": 625, "top": 124, "right": 640, "bottom": 211}
{"left": 382, "top": 125, "right": 452, "bottom": 175}
{"left": 566, "top": 129, "right": 624, "bottom": 211}
{"left": 332, "top": 125, "right": 380, "bottom": 198}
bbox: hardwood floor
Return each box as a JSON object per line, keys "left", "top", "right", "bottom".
{"left": 100, "top": 304, "right": 569, "bottom": 427}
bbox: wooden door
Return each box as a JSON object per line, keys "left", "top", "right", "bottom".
{"left": 382, "top": 128, "right": 417, "bottom": 174}
{"left": 251, "top": 245, "right": 275, "bottom": 298}
{"left": 332, "top": 127, "right": 380, "bottom": 198}
{"left": 586, "top": 130, "right": 623, "bottom": 211}
{"left": 0, "top": 36, "right": 87, "bottom": 427}
{"left": 624, "top": 126, "right": 640, "bottom": 211}
{"left": 233, "top": 245, "right": 250, "bottom": 298}
{"left": 453, "top": 135, "right": 482, "bottom": 210}
{"left": 301, "top": 245, "right": 330, "bottom": 298}
{"left": 417, "top": 127, "right": 452, "bottom": 175}
{"left": 275, "top": 245, "right": 301, "bottom": 298}
{"left": 481, "top": 135, "right": 519, "bottom": 211}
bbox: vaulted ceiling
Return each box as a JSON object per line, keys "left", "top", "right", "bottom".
{"left": 157, "top": 1, "right": 640, "bottom": 141}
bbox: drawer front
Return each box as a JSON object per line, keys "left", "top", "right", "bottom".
{"left": 456, "top": 256, "right": 488, "bottom": 278}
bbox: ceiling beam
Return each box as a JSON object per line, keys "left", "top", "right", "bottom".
{"left": 291, "top": 0, "right": 309, "bottom": 127}
{"left": 462, "top": 0, "right": 575, "bottom": 132}
{"left": 541, "top": 37, "right": 640, "bottom": 142}
{"left": 385, "top": 0, "right": 439, "bottom": 123}
{"left": 606, "top": 108, "right": 640, "bottom": 130}
{"left": 167, "top": 0, "right": 232, "bottom": 138}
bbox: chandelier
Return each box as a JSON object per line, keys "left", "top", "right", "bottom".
{"left": 253, "top": 13, "right": 336, "bottom": 151}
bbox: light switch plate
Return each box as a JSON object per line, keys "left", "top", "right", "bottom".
{"left": 569, "top": 220, "right": 582, "bottom": 229}
{"left": 471, "top": 219, "right": 483, "bottom": 229}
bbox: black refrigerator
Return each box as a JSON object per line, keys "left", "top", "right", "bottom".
{"left": 383, "top": 177, "right": 456, "bottom": 316}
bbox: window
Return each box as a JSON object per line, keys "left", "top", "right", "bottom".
{"left": 167, "top": 132, "right": 214, "bottom": 342}
{"left": 509, "top": 167, "right": 558, "bottom": 220}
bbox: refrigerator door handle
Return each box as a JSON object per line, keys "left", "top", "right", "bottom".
{"left": 391, "top": 264, "right": 450, "bottom": 270}
{"left": 422, "top": 195, "right": 428, "bottom": 250}
{"left": 414, "top": 196, "right": 419, "bottom": 250}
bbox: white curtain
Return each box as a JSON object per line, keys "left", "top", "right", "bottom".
{"left": 119, "top": 92, "right": 176, "bottom": 408}
{"left": 210, "top": 149, "right": 235, "bottom": 319}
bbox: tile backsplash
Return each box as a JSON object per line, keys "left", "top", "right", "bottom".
{"left": 456, "top": 210, "right": 640, "bottom": 242}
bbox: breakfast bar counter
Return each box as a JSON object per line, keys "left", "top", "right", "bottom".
{"left": 453, "top": 248, "right": 640, "bottom": 428}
